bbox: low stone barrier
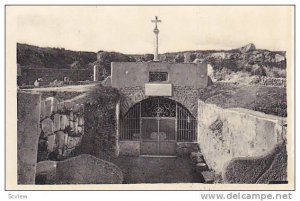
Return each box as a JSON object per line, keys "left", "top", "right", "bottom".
{"left": 36, "top": 154, "right": 123, "bottom": 184}
{"left": 250, "top": 77, "right": 286, "bottom": 87}
{"left": 223, "top": 142, "right": 287, "bottom": 183}
{"left": 197, "top": 100, "right": 287, "bottom": 176}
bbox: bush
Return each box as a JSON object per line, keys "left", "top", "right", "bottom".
{"left": 251, "top": 65, "right": 266, "bottom": 76}
{"left": 174, "top": 54, "right": 184, "bottom": 63}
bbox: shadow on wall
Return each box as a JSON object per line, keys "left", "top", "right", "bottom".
{"left": 35, "top": 154, "right": 123, "bottom": 184}
{"left": 223, "top": 142, "right": 287, "bottom": 184}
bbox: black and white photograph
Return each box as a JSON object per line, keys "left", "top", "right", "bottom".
{"left": 4, "top": 5, "right": 294, "bottom": 191}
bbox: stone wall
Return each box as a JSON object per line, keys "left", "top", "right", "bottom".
{"left": 17, "top": 92, "right": 41, "bottom": 184}
{"left": 18, "top": 86, "right": 122, "bottom": 184}
{"left": 38, "top": 97, "right": 85, "bottom": 161}
{"left": 197, "top": 100, "right": 287, "bottom": 175}
{"left": 250, "top": 76, "right": 286, "bottom": 87}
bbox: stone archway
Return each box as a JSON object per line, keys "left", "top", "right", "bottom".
{"left": 119, "top": 97, "right": 197, "bottom": 156}
{"left": 119, "top": 86, "right": 200, "bottom": 118}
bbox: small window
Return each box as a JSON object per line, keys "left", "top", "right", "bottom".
{"left": 149, "top": 72, "right": 168, "bottom": 82}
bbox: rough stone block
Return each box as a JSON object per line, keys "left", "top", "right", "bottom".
{"left": 56, "top": 131, "right": 67, "bottom": 154}
{"left": 73, "top": 118, "right": 79, "bottom": 133}
{"left": 202, "top": 171, "right": 215, "bottom": 183}
{"left": 64, "top": 101, "right": 75, "bottom": 110}
{"left": 78, "top": 116, "right": 84, "bottom": 126}
{"left": 78, "top": 126, "right": 83, "bottom": 134}
{"left": 60, "top": 115, "right": 69, "bottom": 130}
{"left": 68, "top": 137, "right": 80, "bottom": 150}
{"left": 41, "top": 118, "right": 54, "bottom": 135}
{"left": 64, "top": 134, "right": 69, "bottom": 145}
{"left": 190, "top": 151, "right": 204, "bottom": 164}
{"left": 53, "top": 114, "right": 61, "bottom": 132}
{"left": 40, "top": 100, "right": 46, "bottom": 119}
{"left": 69, "top": 111, "right": 74, "bottom": 122}
{"left": 73, "top": 103, "right": 82, "bottom": 113}
{"left": 44, "top": 98, "right": 52, "bottom": 115}
{"left": 44, "top": 97, "right": 58, "bottom": 117}
{"left": 47, "top": 135, "right": 56, "bottom": 152}
{"left": 69, "top": 120, "right": 74, "bottom": 131}
{"left": 57, "top": 102, "right": 65, "bottom": 112}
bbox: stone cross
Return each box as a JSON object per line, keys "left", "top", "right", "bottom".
{"left": 151, "top": 16, "right": 161, "bottom": 61}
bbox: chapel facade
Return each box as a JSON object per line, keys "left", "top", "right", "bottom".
{"left": 111, "top": 16, "right": 208, "bottom": 156}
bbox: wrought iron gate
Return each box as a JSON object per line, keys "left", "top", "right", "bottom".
{"left": 120, "top": 98, "right": 197, "bottom": 155}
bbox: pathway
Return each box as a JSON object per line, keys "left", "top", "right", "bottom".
{"left": 111, "top": 156, "right": 204, "bottom": 184}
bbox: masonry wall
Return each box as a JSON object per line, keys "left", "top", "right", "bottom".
{"left": 111, "top": 62, "right": 207, "bottom": 89}
{"left": 38, "top": 97, "right": 85, "bottom": 161}
{"left": 197, "top": 100, "right": 287, "bottom": 175}
{"left": 119, "top": 86, "right": 200, "bottom": 118}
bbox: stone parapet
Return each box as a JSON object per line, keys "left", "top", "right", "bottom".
{"left": 17, "top": 92, "right": 41, "bottom": 184}
{"left": 197, "top": 100, "right": 287, "bottom": 175}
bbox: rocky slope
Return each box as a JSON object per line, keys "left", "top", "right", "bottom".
{"left": 17, "top": 43, "right": 286, "bottom": 81}
{"left": 158, "top": 43, "right": 286, "bottom": 80}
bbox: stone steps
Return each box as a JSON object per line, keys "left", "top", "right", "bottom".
{"left": 202, "top": 170, "right": 215, "bottom": 184}
{"left": 190, "top": 151, "right": 215, "bottom": 183}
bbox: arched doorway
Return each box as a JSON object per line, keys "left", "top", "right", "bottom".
{"left": 120, "top": 97, "right": 197, "bottom": 156}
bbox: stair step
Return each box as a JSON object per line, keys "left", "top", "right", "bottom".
{"left": 202, "top": 171, "right": 215, "bottom": 184}
{"left": 190, "top": 151, "right": 204, "bottom": 163}
{"left": 195, "top": 162, "right": 208, "bottom": 173}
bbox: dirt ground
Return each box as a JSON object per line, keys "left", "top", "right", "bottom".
{"left": 111, "top": 156, "right": 204, "bottom": 184}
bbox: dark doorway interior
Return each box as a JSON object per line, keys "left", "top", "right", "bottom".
{"left": 120, "top": 98, "right": 197, "bottom": 156}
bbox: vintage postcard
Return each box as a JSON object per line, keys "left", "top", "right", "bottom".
{"left": 5, "top": 5, "right": 295, "bottom": 190}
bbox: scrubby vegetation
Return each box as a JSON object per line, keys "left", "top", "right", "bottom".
{"left": 17, "top": 43, "right": 286, "bottom": 80}
{"left": 17, "top": 43, "right": 96, "bottom": 69}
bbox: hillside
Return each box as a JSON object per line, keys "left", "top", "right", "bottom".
{"left": 17, "top": 43, "right": 97, "bottom": 69}
{"left": 157, "top": 43, "right": 286, "bottom": 79}
{"left": 17, "top": 43, "right": 286, "bottom": 81}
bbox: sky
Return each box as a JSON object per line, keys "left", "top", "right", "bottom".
{"left": 7, "top": 6, "right": 293, "bottom": 54}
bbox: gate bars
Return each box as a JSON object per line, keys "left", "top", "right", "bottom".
{"left": 120, "top": 98, "right": 197, "bottom": 142}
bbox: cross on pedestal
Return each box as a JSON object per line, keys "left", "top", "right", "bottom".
{"left": 151, "top": 16, "right": 161, "bottom": 61}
